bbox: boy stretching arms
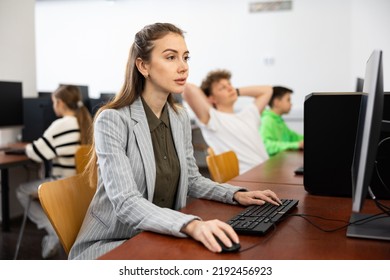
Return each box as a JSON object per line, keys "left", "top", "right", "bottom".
{"left": 183, "top": 69, "right": 272, "bottom": 174}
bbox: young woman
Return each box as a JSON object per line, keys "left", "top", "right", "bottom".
{"left": 69, "top": 23, "right": 281, "bottom": 260}
{"left": 16, "top": 85, "right": 93, "bottom": 259}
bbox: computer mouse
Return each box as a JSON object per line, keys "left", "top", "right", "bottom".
{"left": 214, "top": 235, "right": 241, "bottom": 253}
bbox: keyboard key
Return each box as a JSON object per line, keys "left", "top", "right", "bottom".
{"left": 227, "top": 199, "right": 299, "bottom": 235}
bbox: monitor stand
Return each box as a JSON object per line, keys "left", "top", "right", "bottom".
{"left": 346, "top": 213, "right": 390, "bottom": 241}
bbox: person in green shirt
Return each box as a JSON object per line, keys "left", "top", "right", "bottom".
{"left": 260, "top": 86, "right": 304, "bottom": 156}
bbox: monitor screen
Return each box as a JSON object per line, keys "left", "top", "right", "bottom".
{"left": 347, "top": 49, "right": 390, "bottom": 240}
{"left": 38, "top": 91, "right": 52, "bottom": 98}
{"left": 0, "top": 81, "right": 24, "bottom": 128}
{"left": 77, "top": 85, "right": 90, "bottom": 105}
{"left": 356, "top": 77, "right": 364, "bottom": 92}
{"left": 100, "top": 92, "right": 115, "bottom": 102}
{"left": 22, "top": 97, "right": 58, "bottom": 142}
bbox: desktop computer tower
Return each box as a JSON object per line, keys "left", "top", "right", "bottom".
{"left": 304, "top": 92, "right": 390, "bottom": 199}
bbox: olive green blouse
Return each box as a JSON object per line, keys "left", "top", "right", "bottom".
{"left": 142, "top": 98, "right": 180, "bottom": 209}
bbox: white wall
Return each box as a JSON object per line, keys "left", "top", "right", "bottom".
{"left": 350, "top": 0, "right": 390, "bottom": 87}
{"left": 0, "top": 0, "right": 36, "bottom": 96}
{"left": 35, "top": 0, "right": 390, "bottom": 103}
{"left": 0, "top": 0, "right": 36, "bottom": 144}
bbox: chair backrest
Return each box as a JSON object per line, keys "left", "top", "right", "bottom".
{"left": 38, "top": 173, "right": 96, "bottom": 255}
{"left": 75, "top": 145, "right": 91, "bottom": 174}
{"left": 206, "top": 147, "right": 239, "bottom": 183}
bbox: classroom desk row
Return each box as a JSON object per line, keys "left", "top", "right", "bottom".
{"left": 230, "top": 150, "right": 303, "bottom": 185}
{"left": 99, "top": 151, "right": 390, "bottom": 260}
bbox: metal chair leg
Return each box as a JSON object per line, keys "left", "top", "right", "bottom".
{"left": 13, "top": 195, "right": 33, "bottom": 260}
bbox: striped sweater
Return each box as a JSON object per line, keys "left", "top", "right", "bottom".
{"left": 25, "top": 116, "right": 81, "bottom": 178}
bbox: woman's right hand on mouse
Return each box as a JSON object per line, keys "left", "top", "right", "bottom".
{"left": 181, "top": 219, "right": 239, "bottom": 253}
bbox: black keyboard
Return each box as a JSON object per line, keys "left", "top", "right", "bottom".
{"left": 227, "top": 199, "right": 299, "bottom": 235}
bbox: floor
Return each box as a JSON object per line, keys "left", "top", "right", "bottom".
{"left": 1, "top": 217, "right": 67, "bottom": 260}
{"left": 1, "top": 167, "right": 211, "bottom": 260}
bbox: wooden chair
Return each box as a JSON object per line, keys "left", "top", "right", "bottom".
{"left": 38, "top": 173, "right": 96, "bottom": 255}
{"left": 13, "top": 144, "right": 93, "bottom": 259}
{"left": 206, "top": 147, "right": 239, "bottom": 183}
{"left": 75, "top": 145, "right": 91, "bottom": 174}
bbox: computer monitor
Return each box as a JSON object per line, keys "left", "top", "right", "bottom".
{"left": 100, "top": 92, "right": 115, "bottom": 102}
{"left": 346, "top": 49, "right": 390, "bottom": 240}
{"left": 0, "top": 81, "right": 24, "bottom": 128}
{"left": 356, "top": 77, "right": 364, "bottom": 92}
{"left": 89, "top": 98, "right": 105, "bottom": 117}
{"left": 22, "top": 97, "right": 58, "bottom": 142}
{"left": 38, "top": 91, "right": 52, "bottom": 98}
{"left": 77, "top": 85, "right": 90, "bottom": 105}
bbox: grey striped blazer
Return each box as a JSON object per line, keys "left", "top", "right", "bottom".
{"left": 68, "top": 97, "right": 244, "bottom": 260}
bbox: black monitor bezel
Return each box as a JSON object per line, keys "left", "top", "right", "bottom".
{"left": 347, "top": 49, "right": 390, "bottom": 241}
{"left": 0, "top": 81, "right": 24, "bottom": 128}
{"left": 351, "top": 50, "right": 384, "bottom": 213}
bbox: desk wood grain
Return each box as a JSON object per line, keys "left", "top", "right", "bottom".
{"left": 230, "top": 151, "right": 303, "bottom": 185}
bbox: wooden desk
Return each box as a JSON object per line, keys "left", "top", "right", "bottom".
{"left": 230, "top": 150, "right": 303, "bottom": 185}
{"left": 0, "top": 142, "right": 30, "bottom": 232}
{"left": 99, "top": 182, "right": 390, "bottom": 260}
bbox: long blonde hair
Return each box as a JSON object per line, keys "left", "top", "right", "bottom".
{"left": 85, "top": 23, "right": 185, "bottom": 187}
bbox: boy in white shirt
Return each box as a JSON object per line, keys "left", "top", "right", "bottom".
{"left": 183, "top": 69, "right": 272, "bottom": 174}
